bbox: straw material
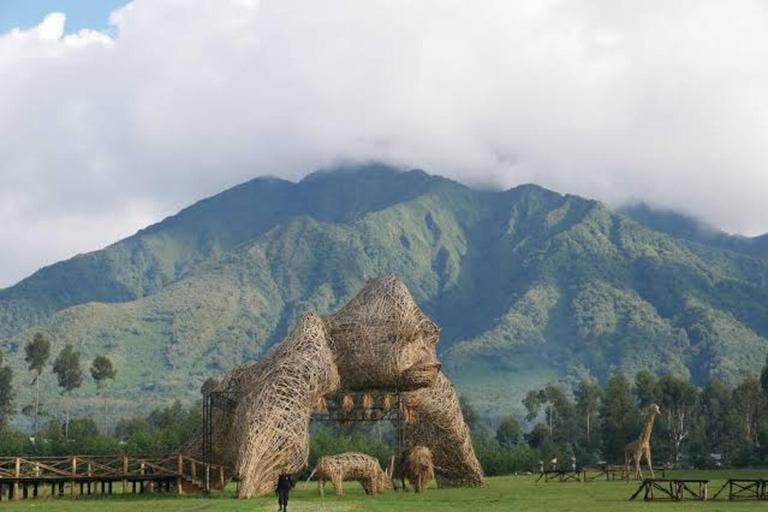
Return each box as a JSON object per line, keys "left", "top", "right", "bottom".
{"left": 230, "top": 313, "right": 339, "bottom": 498}
{"left": 341, "top": 394, "right": 354, "bottom": 413}
{"left": 402, "top": 372, "right": 484, "bottom": 487}
{"left": 325, "top": 276, "right": 441, "bottom": 391}
{"left": 186, "top": 276, "right": 483, "bottom": 498}
{"left": 382, "top": 393, "right": 394, "bottom": 412}
{"left": 405, "top": 446, "right": 435, "bottom": 492}
{"left": 311, "top": 452, "right": 391, "bottom": 496}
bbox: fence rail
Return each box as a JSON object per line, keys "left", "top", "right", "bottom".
{"left": 0, "top": 454, "right": 228, "bottom": 501}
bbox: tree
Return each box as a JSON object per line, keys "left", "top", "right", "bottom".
{"left": 200, "top": 377, "right": 220, "bottom": 397}
{"left": 90, "top": 356, "right": 117, "bottom": 434}
{"left": 0, "top": 351, "right": 14, "bottom": 428}
{"left": 600, "top": 374, "right": 640, "bottom": 463}
{"left": 699, "top": 377, "right": 731, "bottom": 455}
{"left": 633, "top": 370, "right": 658, "bottom": 408}
{"left": 759, "top": 353, "right": 768, "bottom": 394}
{"left": 523, "top": 390, "right": 543, "bottom": 423}
{"left": 24, "top": 332, "right": 50, "bottom": 436}
{"left": 53, "top": 344, "right": 84, "bottom": 438}
{"left": 574, "top": 379, "right": 602, "bottom": 443}
{"left": 655, "top": 375, "right": 698, "bottom": 466}
{"left": 731, "top": 376, "right": 766, "bottom": 447}
{"left": 496, "top": 416, "right": 522, "bottom": 448}
{"left": 523, "top": 384, "right": 577, "bottom": 443}
{"left": 525, "top": 423, "right": 550, "bottom": 449}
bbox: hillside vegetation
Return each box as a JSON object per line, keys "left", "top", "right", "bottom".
{"left": 1, "top": 165, "right": 767, "bottom": 420}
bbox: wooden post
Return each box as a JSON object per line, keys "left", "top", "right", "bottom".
{"left": 219, "top": 465, "right": 225, "bottom": 490}
{"left": 191, "top": 460, "right": 197, "bottom": 482}
{"left": 122, "top": 456, "right": 128, "bottom": 495}
{"left": 140, "top": 462, "right": 150, "bottom": 493}
{"left": 13, "top": 457, "right": 20, "bottom": 501}
{"left": 71, "top": 456, "right": 78, "bottom": 499}
{"left": 177, "top": 455, "right": 184, "bottom": 495}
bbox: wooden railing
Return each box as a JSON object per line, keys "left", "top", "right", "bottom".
{"left": 0, "top": 454, "right": 228, "bottom": 501}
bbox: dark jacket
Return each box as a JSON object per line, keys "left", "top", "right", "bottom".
{"left": 277, "top": 474, "right": 292, "bottom": 491}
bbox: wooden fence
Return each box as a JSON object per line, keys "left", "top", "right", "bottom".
{"left": 0, "top": 454, "right": 227, "bottom": 501}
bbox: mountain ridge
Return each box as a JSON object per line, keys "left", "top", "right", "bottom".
{"left": 2, "top": 165, "right": 767, "bottom": 423}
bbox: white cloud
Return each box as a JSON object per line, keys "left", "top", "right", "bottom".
{"left": 1, "top": 0, "right": 768, "bottom": 287}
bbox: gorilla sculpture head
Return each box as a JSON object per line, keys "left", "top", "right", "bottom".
{"left": 325, "top": 276, "right": 441, "bottom": 391}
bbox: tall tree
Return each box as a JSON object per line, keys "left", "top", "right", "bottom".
{"left": 655, "top": 375, "right": 698, "bottom": 466}
{"left": 496, "top": 416, "right": 522, "bottom": 448}
{"left": 53, "top": 344, "right": 84, "bottom": 438}
{"left": 732, "top": 376, "right": 766, "bottom": 447}
{"left": 633, "top": 370, "right": 658, "bottom": 408}
{"left": 575, "top": 379, "right": 602, "bottom": 443}
{"left": 759, "top": 353, "right": 768, "bottom": 394}
{"left": 0, "top": 350, "right": 14, "bottom": 428}
{"left": 699, "top": 377, "right": 731, "bottom": 460}
{"left": 523, "top": 384, "right": 577, "bottom": 444}
{"left": 24, "top": 332, "right": 50, "bottom": 436}
{"left": 90, "top": 355, "right": 117, "bottom": 434}
{"left": 600, "top": 374, "right": 640, "bottom": 462}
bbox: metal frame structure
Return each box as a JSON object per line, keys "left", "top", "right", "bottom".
{"left": 311, "top": 390, "right": 404, "bottom": 455}
{"left": 202, "top": 390, "right": 236, "bottom": 495}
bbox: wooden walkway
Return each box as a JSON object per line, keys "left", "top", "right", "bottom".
{"left": 0, "top": 455, "right": 228, "bottom": 501}
{"left": 629, "top": 478, "right": 708, "bottom": 501}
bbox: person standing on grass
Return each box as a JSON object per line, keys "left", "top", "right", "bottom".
{"left": 276, "top": 473, "right": 292, "bottom": 511}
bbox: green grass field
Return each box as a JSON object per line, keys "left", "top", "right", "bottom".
{"left": 3, "top": 471, "right": 768, "bottom": 511}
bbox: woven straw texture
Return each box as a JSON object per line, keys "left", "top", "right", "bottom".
{"left": 405, "top": 446, "right": 435, "bottom": 492}
{"left": 311, "top": 452, "right": 390, "bottom": 496}
{"left": 402, "top": 372, "right": 484, "bottom": 487}
{"left": 187, "top": 276, "right": 483, "bottom": 498}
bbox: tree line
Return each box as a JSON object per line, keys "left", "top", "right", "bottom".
{"left": 0, "top": 332, "right": 117, "bottom": 437}
{"left": 466, "top": 360, "right": 768, "bottom": 475}
{"left": 5, "top": 334, "right": 768, "bottom": 475}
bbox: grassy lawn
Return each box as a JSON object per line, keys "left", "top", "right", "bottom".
{"left": 3, "top": 471, "right": 768, "bottom": 511}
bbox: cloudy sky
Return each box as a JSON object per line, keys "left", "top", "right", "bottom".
{"left": 1, "top": 0, "right": 767, "bottom": 288}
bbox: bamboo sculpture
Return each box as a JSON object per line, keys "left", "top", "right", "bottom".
{"left": 402, "top": 372, "right": 484, "bottom": 487}
{"left": 187, "top": 276, "right": 484, "bottom": 498}
{"left": 309, "top": 452, "right": 391, "bottom": 496}
{"left": 405, "top": 446, "right": 435, "bottom": 492}
{"left": 624, "top": 404, "right": 660, "bottom": 480}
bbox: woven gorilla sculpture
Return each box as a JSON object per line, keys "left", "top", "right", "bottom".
{"left": 188, "top": 276, "right": 484, "bottom": 498}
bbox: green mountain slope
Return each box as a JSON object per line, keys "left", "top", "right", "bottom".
{"left": 2, "top": 166, "right": 768, "bottom": 422}
{"left": 0, "top": 165, "right": 438, "bottom": 337}
{"left": 619, "top": 203, "right": 768, "bottom": 258}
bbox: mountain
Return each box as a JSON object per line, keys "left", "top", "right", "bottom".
{"left": 2, "top": 165, "right": 768, "bottom": 422}
{"left": 619, "top": 203, "right": 768, "bottom": 258}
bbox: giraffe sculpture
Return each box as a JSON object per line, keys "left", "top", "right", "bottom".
{"left": 624, "top": 403, "right": 660, "bottom": 480}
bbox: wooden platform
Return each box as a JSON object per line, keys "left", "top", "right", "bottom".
{"left": 0, "top": 455, "right": 228, "bottom": 501}
{"left": 629, "top": 478, "right": 708, "bottom": 501}
{"left": 582, "top": 465, "right": 668, "bottom": 481}
{"left": 535, "top": 470, "right": 582, "bottom": 483}
{"left": 711, "top": 478, "right": 768, "bottom": 500}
